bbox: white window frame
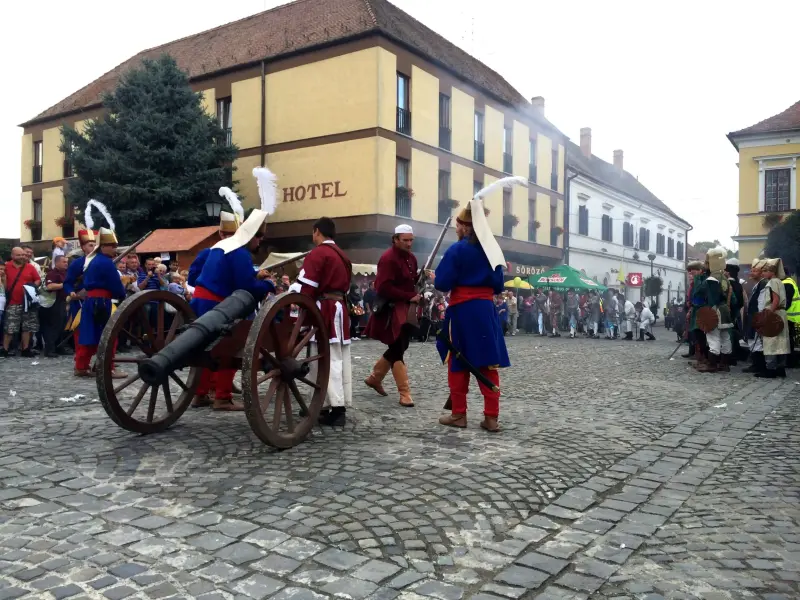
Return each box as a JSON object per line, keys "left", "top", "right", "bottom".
{"left": 757, "top": 156, "right": 797, "bottom": 212}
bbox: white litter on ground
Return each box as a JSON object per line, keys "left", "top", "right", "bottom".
{"left": 714, "top": 403, "right": 727, "bottom": 409}
{"left": 31, "top": 361, "right": 40, "bottom": 366}
{"left": 9, "top": 390, "right": 16, "bottom": 396}
{"left": 59, "top": 394, "right": 86, "bottom": 403}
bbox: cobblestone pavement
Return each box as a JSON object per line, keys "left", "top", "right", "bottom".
{"left": 1, "top": 334, "right": 798, "bottom": 600}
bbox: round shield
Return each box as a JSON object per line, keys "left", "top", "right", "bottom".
{"left": 696, "top": 306, "right": 719, "bottom": 333}
{"left": 753, "top": 309, "right": 785, "bottom": 337}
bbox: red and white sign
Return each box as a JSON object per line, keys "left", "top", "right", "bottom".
{"left": 626, "top": 273, "right": 643, "bottom": 287}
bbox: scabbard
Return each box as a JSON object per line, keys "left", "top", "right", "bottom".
{"left": 436, "top": 331, "right": 500, "bottom": 393}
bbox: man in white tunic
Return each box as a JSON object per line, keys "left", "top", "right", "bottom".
{"left": 290, "top": 217, "right": 353, "bottom": 425}
{"left": 755, "top": 258, "right": 791, "bottom": 379}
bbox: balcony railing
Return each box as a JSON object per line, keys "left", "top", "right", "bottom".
{"left": 33, "top": 165, "right": 42, "bottom": 183}
{"left": 63, "top": 159, "right": 74, "bottom": 178}
{"left": 550, "top": 228, "right": 561, "bottom": 246}
{"left": 30, "top": 225, "right": 42, "bottom": 241}
{"left": 396, "top": 108, "right": 411, "bottom": 136}
{"left": 439, "top": 127, "right": 451, "bottom": 151}
{"left": 62, "top": 222, "right": 75, "bottom": 238}
{"left": 474, "top": 141, "right": 485, "bottom": 163}
{"left": 395, "top": 187, "right": 412, "bottom": 218}
{"left": 550, "top": 172, "right": 559, "bottom": 191}
{"left": 503, "top": 152, "right": 513, "bottom": 174}
{"left": 529, "top": 163, "right": 537, "bottom": 184}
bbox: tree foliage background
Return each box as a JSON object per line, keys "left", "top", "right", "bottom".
{"left": 692, "top": 240, "right": 737, "bottom": 259}
{"left": 61, "top": 55, "right": 238, "bottom": 241}
{"left": 765, "top": 212, "right": 800, "bottom": 276}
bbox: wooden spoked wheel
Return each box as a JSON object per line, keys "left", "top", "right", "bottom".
{"left": 97, "top": 291, "right": 200, "bottom": 434}
{"left": 242, "top": 292, "right": 330, "bottom": 449}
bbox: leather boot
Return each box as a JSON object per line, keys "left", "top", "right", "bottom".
{"left": 191, "top": 394, "right": 212, "bottom": 408}
{"left": 213, "top": 398, "right": 245, "bottom": 411}
{"left": 638, "top": 330, "right": 645, "bottom": 341}
{"left": 364, "top": 357, "right": 391, "bottom": 397}
{"left": 743, "top": 352, "right": 764, "bottom": 373}
{"left": 717, "top": 354, "right": 731, "bottom": 372}
{"left": 480, "top": 416, "right": 500, "bottom": 432}
{"left": 439, "top": 413, "right": 466, "bottom": 428}
{"left": 392, "top": 361, "right": 414, "bottom": 407}
{"left": 697, "top": 353, "right": 718, "bottom": 373}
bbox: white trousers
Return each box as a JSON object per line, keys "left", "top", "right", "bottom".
{"left": 707, "top": 328, "right": 732, "bottom": 356}
{"left": 308, "top": 341, "right": 352, "bottom": 408}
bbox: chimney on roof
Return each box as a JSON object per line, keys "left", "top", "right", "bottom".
{"left": 613, "top": 149, "right": 624, "bottom": 170}
{"left": 531, "top": 96, "right": 545, "bottom": 117}
{"left": 580, "top": 127, "right": 592, "bottom": 158}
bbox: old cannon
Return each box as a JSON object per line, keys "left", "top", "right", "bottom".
{"left": 95, "top": 289, "right": 330, "bottom": 449}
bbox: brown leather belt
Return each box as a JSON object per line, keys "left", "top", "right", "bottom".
{"left": 322, "top": 292, "right": 345, "bottom": 300}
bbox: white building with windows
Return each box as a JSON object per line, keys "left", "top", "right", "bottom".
{"left": 565, "top": 128, "right": 692, "bottom": 310}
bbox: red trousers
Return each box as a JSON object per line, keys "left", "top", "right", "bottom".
{"left": 74, "top": 335, "right": 116, "bottom": 371}
{"left": 448, "top": 361, "right": 500, "bottom": 417}
{"left": 197, "top": 368, "right": 237, "bottom": 400}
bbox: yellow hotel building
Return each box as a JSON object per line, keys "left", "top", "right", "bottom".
{"left": 19, "top": 0, "right": 567, "bottom": 268}
{"left": 728, "top": 100, "right": 800, "bottom": 265}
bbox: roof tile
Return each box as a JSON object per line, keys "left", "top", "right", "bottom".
{"left": 729, "top": 99, "right": 800, "bottom": 137}
{"left": 137, "top": 226, "right": 219, "bottom": 253}
{"left": 25, "top": 0, "right": 558, "bottom": 135}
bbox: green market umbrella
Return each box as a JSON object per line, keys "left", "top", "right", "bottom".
{"left": 527, "top": 264, "right": 608, "bottom": 292}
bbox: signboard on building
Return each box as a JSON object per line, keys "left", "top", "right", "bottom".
{"left": 626, "top": 272, "right": 644, "bottom": 287}
{"left": 282, "top": 181, "right": 347, "bottom": 202}
{"left": 506, "top": 262, "right": 548, "bottom": 277}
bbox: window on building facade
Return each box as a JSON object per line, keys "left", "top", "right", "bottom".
{"left": 438, "top": 170, "right": 451, "bottom": 224}
{"left": 656, "top": 233, "right": 665, "bottom": 254}
{"left": 638, "top": 227, "right": 650, "bottom": 251}
{"left": 502, "top": 189, "right": 512, "bottom": 237}
{"left": 33, "top": 141, "right": 43, "bottom": 183}
{"left": 622, "top": 222, "right": 634, "bottom": 247}
{"left": 677, "top": 241, "right": 684, "bottom": 260}
{"left": 474, "top": 180, "right": 482, "bottom": 196}
{"left": 503, "top": 127, "right": 513, "bottom": 173}
{"left": 550, "top": 204, "right": 558, "bottom": 246}
{"left": 63, "top": 142, "right": 76, "bottom": 178}
{"left": 765, "top": 168, "right": 790, "bottom": 212}
{"left": 396, "top": 73, "right": 411, "bottom": 135}
{"left": 578, "top": 205, "right": 589, "bottom": 236}
{"left": 529, "top": 138, "right": 537, "bottom": 183}
{"left": 216, "top": 98, "right": 232, "bottom": 146}
{"left": 550, "top": 148, "right": 559, "bottom": 190}
{"left": 602, "top": 215, "right": 613, "bottom": 242}
{"left": 667, "top": 237, "right": 675, "bottom": 258}
{"left": 395, "top": 158, "right": 411, "bottom": 217}
{"left": 32, "top": 198, "right": 42, "bottom": 241}
{"left": 63, "top": 197, "right": 75, "bottom": 238}
{"left": 528, "top": 197, "right": 537, "bottom": 242}
{"left": 474, "top": 112, "right": 485, "bottom": 163}
{"left": 439, "top": 94, "right": 451, "bottom": 150}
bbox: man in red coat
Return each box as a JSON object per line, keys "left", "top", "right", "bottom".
{"left": 289, "top": 217, "right": 353, "bottom": 426}
{"left": 363, "top": 224, "right": 420, "bottom": 407}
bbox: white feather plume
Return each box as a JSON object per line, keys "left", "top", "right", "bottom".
{"left": 473, "top": 176, "right": 528, "bottom": 201}
{"left": 253, "top": 167, "right": 278, "bottom": 216}
{"left": 84, "top": 199, "right": 115, "bottom": 231}
{"left": 218, "top": 187, "right": 244, "bottom": 221}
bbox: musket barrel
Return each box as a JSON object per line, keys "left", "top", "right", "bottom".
{"left": 138, "top": 290, "right": 256, "bottom": 385}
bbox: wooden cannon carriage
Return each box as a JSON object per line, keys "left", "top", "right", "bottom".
{"left": 95, "top": 289, "right": 330, "bottom": 449}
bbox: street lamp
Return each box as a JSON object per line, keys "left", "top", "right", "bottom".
{"left": 205, "top": 198, "right": 223, "bottom": 219}
{"left": 647, "top": 253, "right": 656, "bottom": 276}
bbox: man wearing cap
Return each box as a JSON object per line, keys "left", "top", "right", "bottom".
{"left": 188, "top": 210, "right": 239, "bottom": 288}
{"left": 75, "top": 228, "right": 127, "bottom": 378}
{"left": 434, "top": 202, "right": 508, "bottom": 431}
{"left": 752, "top": 259, "right": 790, "bottom": 378}
{"left": 681, "top": 260, "right": 705, "bottom": 359}
{"left": 363, "top": 224, "right": 420, "bottom": 407}
{"left": 694, "top": 248, "right": 734, "bottom": 372}
{"left": 725, "top": 258, "right": 746, "bottom": 363}
{"left": 288, "top": 217, "right": 353, "bottom": 426}
{"left": 64, "top": 229, "right": 97, "bottom": 361}
{"left": 744, "top": 258, "right": 768, "bottom": 373}
{"left": 190, "top": 209, "right": 275, "bottom": 410}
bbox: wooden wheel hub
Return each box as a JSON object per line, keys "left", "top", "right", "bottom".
{"left": 278, "top": 357, "right": 311, "bottom": 381}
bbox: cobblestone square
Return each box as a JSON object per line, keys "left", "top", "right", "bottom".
{"left": 1, "top": 335, "right": 798, "bottom": 599}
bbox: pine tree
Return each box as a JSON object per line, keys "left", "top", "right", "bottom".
{"left": 765, "top": 212, "right": 800, "bottom": 275}
{"left": 61, "top": 54, "right": 238, "bottom": 240}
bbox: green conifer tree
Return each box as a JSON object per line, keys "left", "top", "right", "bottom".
{"left": 61, "top": 54, "right": 238, "bottom": 240}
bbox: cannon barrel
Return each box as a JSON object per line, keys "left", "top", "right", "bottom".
{"left": 138, "top": 290, "right": 256, "bottom": 386}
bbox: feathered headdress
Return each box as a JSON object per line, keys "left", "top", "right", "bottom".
{"left": 473, "top": 176, "right": 528, "bottom": 202}
{"left": 470, "top": 176, "right": 528, "bottom": 270}
{"left": 218, "top": 187, "right": 245, "bottom": 223}
{"left": 253, "top": 167, "right": 278, "bottom": 216}
{"left": 84, "top": 199, "right": 115, "bottom": 231}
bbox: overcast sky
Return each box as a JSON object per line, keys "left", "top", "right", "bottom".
{"left": 2, "top": 0, "right": 799, "bottom": 248}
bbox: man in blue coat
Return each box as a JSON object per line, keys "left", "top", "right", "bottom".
{"left": 188, "top": 210, "right": 239, "bottom": 287}
{"left": 64, "top": 228, "right": 96, "bottom": 361}
{"left": 75, "top": 227, "right": 127, "bottom": 378}
{"left": 435, "top": 203, "right": 510, "bottom": 432}
{"left": 190, "top": 209, "right": 275, "bottom": 410}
